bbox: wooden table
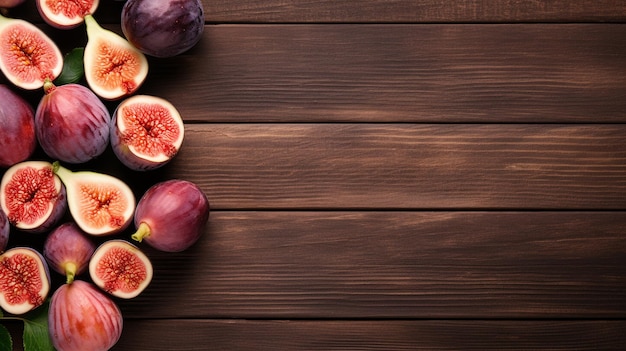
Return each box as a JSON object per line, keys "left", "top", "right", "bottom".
{"left": 4, "top": 1, "right": 626, "bottom": 349}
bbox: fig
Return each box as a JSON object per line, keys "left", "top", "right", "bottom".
{"left": 0, "top": 208, "right": 8, "bottom": 252}
{"left": 35, "top": 80, "right": 111, "bottom": 164}
{"left": 111, "top": 95, "right": 185, "bottom": 171}
{"left": 83, "top": 14, "right": 148, "bottom": 100}
{"left": 53, "top": 162, "right": 135, "bottom": 236}
{"left": 0, "top": 0, "right": 26, "bottom": 8}
{"left": 49, "top": 279, "right": 123, "bottom": 351}
{"left": 121, "top": 0, "right": 204, "bottom": 58}
{"left": 0, "top": 13, "right": 63, "bottom": 90}
{"left": 0, "top": 247, "right": 50, "bottom": 315}
{"left": 132, "top": 179, "right": 209, "bottom": 252}
{"left": 0, "top": 161, "right": 67, "bottom": 233}
{"left": 0, "top": 84, "right": 36, "bottom": 168}
{"left": 44, "top": 222, "right": 96, "bottom": 284}
{"left": 37, "top": 0, "right": 100, "bottom": 29}
{"left": 89, "top": 239, "right": 152, "bottom": 299}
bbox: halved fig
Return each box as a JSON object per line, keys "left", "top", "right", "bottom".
{"left": 0, "top": 13, "right": 63, "bottom": 90}
{"left": 111, "top": 95, "right": 185, "bottom": 171}
{"left": 83, "top": 14, "right": 148, "bottom": 100}
{"left": 37, "top": 0, "right": 100, "bottom": 29}
{"left": 89, "top": 239, "right": 153, "bottom": 299}
{"left": 0, "top": 247, "right": 50, "bottom": 315}
{"left": 52, "top": 162, "right": 135, "bottom": 236}
{"left": 0, "top": 161, "right": 67, "bottom": 233}
{"left": 49, "top": 280, "right": 123, "bottom": 351}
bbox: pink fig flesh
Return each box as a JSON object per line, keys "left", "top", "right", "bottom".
{"left": 49, "top": 280, "right": 123, "bottom": 351}
{"left": 89, "top": 239, "right": 153, "bottom": 299}
{"left": 132, "top": 179, "right": 209, "bottom": 252}
{"left": 0, "top": 161, "right": 67, "bottom": 233}
{"left": 0, "top": 247, "right": 50, "bottom": 315}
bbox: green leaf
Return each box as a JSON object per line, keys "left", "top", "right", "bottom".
{"left": 0, "top": 324, "right": 13, "bottom": 351}
{"left": 54, "top": 47, "right": 85, "bottom": 85}
{"left": 22, "top": 302, "right": 54, "bottom": 351}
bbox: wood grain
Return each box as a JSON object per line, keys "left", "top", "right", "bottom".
{"left": 141, "top": 124, "right": 626, "bottom": 210}
{"left": 112, "top": 320, "right": 626, "bottom": 350}
{"left": 99, "top": 211, "right": 626, "bottom": 319}
{"left": 138, "top": 24, "right": 626, "bottom": 123}
{"left": 9, "top": 1, "right": 626, "bottom": 23}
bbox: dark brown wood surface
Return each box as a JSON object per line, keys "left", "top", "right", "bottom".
{"left": 2, "top": 1, "right": 626, "bottom": 350}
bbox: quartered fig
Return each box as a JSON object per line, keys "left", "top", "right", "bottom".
{"left": 0, "top": 84, "right": 36, "bottom": 168}
{"left": 36, "top": 80, "right": 111, "bottom": 164}
{"left": 0, "top": 247, "right": 50, "bottom": 315}
{"left": 53, "top": 162, "right": 135, "bottom": 236}
{"left": 89, "top": 239, "right": 152, "bottom": 299}
{"left": 111, "top": 95, "right": 185, "bottom": 171}
{"left": 44, "top": 222, "right": 96, "bottom": 284}
{"left": 0, "top": 208, "right": 8, "bottom": 253}
{"left": 37, "top": 0, "right": 100, "bottom": 29}
{"left": 49, "top": 279, "right": 123, "bottom": 351}
{"left": 0, "top": 161, "right": 67, "bottom": 233}
{"left": 0, "top": 13, "right": 63, "bottom": 90}
{"left": 84, "top": 14, "right": 148, "bottom": 100}
{"left": 121, "top": 0, "right": 205, "bottom": 58}
{"left": 132, "top": 179, "right": 209, "bottom": 252}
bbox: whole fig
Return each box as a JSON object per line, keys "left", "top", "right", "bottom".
{"left": 122, "top": 0, "right": 204, "bottom": 57}
{"left": 132, "top": 179, "right": 209, "bottom": 252}
{"left": 35, "top": 81, "right": 111, "bottom": 164}
{"left": 44, "top": 222, "right": 96, "bottom": 284}
{"left": 49, "top": 280, "right": 123, "bottom": 351}
{"left": 0, "top": 84, "right": 36, "bottom": 168}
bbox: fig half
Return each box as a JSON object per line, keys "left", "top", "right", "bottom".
{"left": 89, "top": 239, "right": 153, "bottom": 299}
{"left": 37, "top": 0, "right": 100, "bottom": 29}
{"left": 111, "top": 95, "right": 185, "bottom": 171}
{"left": 53, "top": 162, "right": 136, "bottom": 236}
{"left": 84, "top": 14, "right": 148, "bottom": 100}
{"left": 0, "top": 247, "right": 50, "bottom": 315}
{"left": 0, "top": 13, "right": 63, "bottom": 90}
{"left": 0, "top": 161, "right": 67, "bottom": 233}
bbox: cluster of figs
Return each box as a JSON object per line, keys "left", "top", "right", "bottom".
{"left": 0, "top": 0, "right": 207, "bottom": 350}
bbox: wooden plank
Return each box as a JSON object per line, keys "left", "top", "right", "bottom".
{"left": 131, "top": 124, "right": 626, "bottom": 210}
{"left": 5, "top": 319, "right": 625, "bottom": 350}
{"left": 8, "top": 1, "right": 626, "bottom": 23}
{"left": 79, "top": 211, "right": 626, "bottom": 319}
{"left": 140, "top": 24, "right": 626, "bottom": 123}
{"left": 3, "top": 25, "right": 626, "bottom": 123}
{"left": 112, "top": 320, "right": 626, "bottom": 350}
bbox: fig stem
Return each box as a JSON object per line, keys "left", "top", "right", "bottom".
{"left": 65, "top": 262, "right": 77, "bottom": 284}
{"left": 131, "top": 222, "right": 152, "bottom": 243}
{"left": 43, "top": 78, "right": 56, "bottom": 94}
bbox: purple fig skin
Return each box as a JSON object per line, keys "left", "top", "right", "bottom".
{"left": 0, "top": 84, "right": 36, "bottom": 168}
{"left": 0, "top": 0, "right": 26, "bottom": 8}
{"left": 35, "top": 81, "right": 111, "bottom": 164}
{"left": 132, "top": 179, "right": 209, "bottom": 252}
{"left": 0, "top": 208, "right": 8, "bottom": 252}
{"left": 44, "top": 222, "right": 96, "bottom": 284}
{"left": 49, "top": 280, "right": 123, "bottom": 351}
{"left": 121, "top": 0, "right": 204, "bottom": 58}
